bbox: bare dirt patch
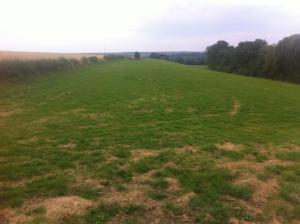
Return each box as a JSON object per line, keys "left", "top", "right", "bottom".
{"left": 165, "top": 107, "right": 174, "bottom": 113}
{"left": 103, "top": 185, "right": 158, "bottom": 206}
{"left": 216, "top": 142, "right": 243, "bottom": 151}
{"left": 24, "top": 196, "right": 93, "bottom": 221}
{"left": 74, "top": 176, "right": 104, "bottom": 189}
{"left": 186, "top": 107, "right": 196, "bottom": 113}
{"left": 173, "top": 192, "right": 196, "bottom": 207}
{"left": 44, "top": 196, "right": 93, "bottom": 220}
{"left": 174, "top": 145, "right": 199, "bottom": 155}
{"left": 0, "top": 111, "right": 15, "bottom": 119}
{"left": 108, "top": 206, "right": 192, "bottom": 224}
{"left": 60, "top": 143, "right": 77, "bottom": 149}
{"left": 0, "top": 208, "right": 33, "bottom": 224}
{"left": 219, "top": 155, "right": 294, "bottom": 223}
{"left": 34, "top": 117, "right": 49, "bottom": 124}
{"left": 234, "top": 175, "right": 279, "bottom": 204}
{"left": 130, "top": 149, "right": 160, "bottom": 162}
{"left": 221, "top": 160, "right": 260, "bottom": 172}
{"left": 166, "top": 177, "right": 181, "bottom": 193}
{"left": 229, "top": 218, "right": 255, "bottom": 224}
{"left": 18, "top": 136, "right": 39, "bottom": 145}
{"left": 229, "top": 99, "right": 241, "bottom": 116}
{"left": 103, "top": 171, "right": 192, "bottom": 224}
{"left": 255, "top": 144, "right": 300, "bottom": 157}
{"left": 132, "top": 170, "right": 156, "bottom": 183}
{"left": 0, "top": 109, "right": 22, "bottom": 119}
{"left": 101, "top": 172, "right": 157, "bottom": 206}
{"left": 107, "top": 156, "right": 119, "bottom": 162}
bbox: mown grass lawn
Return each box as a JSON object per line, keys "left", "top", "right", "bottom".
{"left": 0, "top": 59, "right": 300, "bottom": 224}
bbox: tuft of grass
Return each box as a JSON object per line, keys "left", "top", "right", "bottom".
{"left": 112, "top": 148, "right": 131, "bottom": 159}
{"left": 84, "top": 203, "right": 121, "bottom": 224}
{"left": 227, "top": 185, "right": 253, "bottom": 200}
{"left": 149, "top": 178, "right": 169, "bottom": 190}
{"left": 256, "top": 172, "right": 272, "bottom": 181}
{"left": 276, "top": 152, "right": 300, "bottom": 161}
{"left": 132, "top": 152, "right": 174, "bottom": 174}
{"left": 148, "top": 191, "right": 167, "bottom": 200}
{"left": 124, "top": 204, "right": 146, "bottom": 215}
{"left": 164, "top": 201, "right": 183, "bottom": 215}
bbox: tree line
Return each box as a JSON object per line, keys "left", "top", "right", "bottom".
{"left": 150, "top": 52, "right": 207, "bottom": 65}
{"left": 206, "top": 34, "right": 300, "bottom": 83}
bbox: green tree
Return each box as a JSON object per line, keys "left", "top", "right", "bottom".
{"left": 206, "top": 41, "right": 230, "bottom": 69}
{"left": 134, "top": 52, "right": 140, "bottom": 59}
{"left": 274, "top": 34, "right": 300, "bottom": 82}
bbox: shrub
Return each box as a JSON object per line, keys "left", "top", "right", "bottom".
{"left": 87, "top": 56, "right": 98, "bottom": 63}
{"left": 69, "top": 58, "right": 81, "bottom": 67}
{"left": 0, "top": 58, "right": 81, "bottom": 82}
{"left": 81, "top": 57, "right": 89, "bottom": 64}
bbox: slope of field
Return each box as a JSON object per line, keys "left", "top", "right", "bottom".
{"left": 0, "top": 51, "right": 103, "bottom": 61}
{"left": 0, "top": 60, "right": 300, "bottom": 224}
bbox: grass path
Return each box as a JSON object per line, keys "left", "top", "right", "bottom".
{"left": 0, "top": 60, "right": 300, "bottom": 223}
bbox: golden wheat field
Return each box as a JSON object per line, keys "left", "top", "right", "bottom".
{"left": 0, "top": 51, "right": 103, "bottom": 61}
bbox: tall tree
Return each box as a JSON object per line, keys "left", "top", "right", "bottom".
{"left": 134, "top": 52, "right": 140, "bottom": 59}
{"left": 206, "top": 41, "right": 230, "bottom": 69}
{"left": 206, "top": 34, "right": 300, "bottom": 83}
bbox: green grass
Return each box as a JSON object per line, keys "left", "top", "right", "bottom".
{"left": 0, "top": 59, "right": 300, "bottom": 223}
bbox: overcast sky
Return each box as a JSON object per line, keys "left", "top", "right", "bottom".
{"left": 0, "top": 0, "right": 299, "bottom": 52}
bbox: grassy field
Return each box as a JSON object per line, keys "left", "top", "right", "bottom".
{"left": 0, "top": 59, "right": 300, "bottom": 224}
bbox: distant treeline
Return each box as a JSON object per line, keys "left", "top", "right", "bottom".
{"left": 0, "top": 56, "right": 100, "bottom": 82}
{"left": 103, "top": 54, "right": 130, "bottom": 60}
{"left": 207, "top": 34, "right": 300, "bottom": 83}
{"left": 150, "top": 52, "right": 207, "bottom": 65}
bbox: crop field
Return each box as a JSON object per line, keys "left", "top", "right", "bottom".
{"left": 0, "top": 51, "right": 103, "bottom": 61}
{"left": 0, "top": 59, "right": 300, "bottom": 224}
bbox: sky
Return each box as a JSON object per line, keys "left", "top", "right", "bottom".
{"left": 0, "top": 0, "right": 299, "bottom": 52}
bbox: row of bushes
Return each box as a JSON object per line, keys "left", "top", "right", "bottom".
{"left": 206, "top": 34, "right": 300, "bottom": 83}
{"left": 0, "top": 56, "right": 100, "bottom": 82}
